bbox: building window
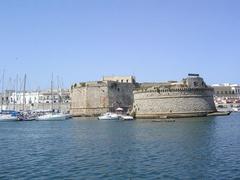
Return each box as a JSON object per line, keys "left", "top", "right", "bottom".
{"left": 193, "top": 82, "right": 198, "bottom": 87}
{"left": 225, "top": 91, "right": 228, "bottom": 94}
{"left": 126, "top": 80, "right": 129, "bottom": 83}
{"left": 121, "top": 80, "right": 123, "bottom": 83}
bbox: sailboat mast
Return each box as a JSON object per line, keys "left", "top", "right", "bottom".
{"left": 57, "top": 76, "right": 61, "bottom": 112}
{"left": 51, "top": 74, "right": 54, "bottom": 113}
{"left": 22, "top": 74, "right": 26, "bottom": 111}
{"left": 14, "top": 75, "right": 18, "bottom": 111}
{"left": 1, "top": 70, "right": 5, "bottom": 112}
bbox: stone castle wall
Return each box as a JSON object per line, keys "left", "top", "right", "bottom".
{"left": 70, "top": 81, "right": 135, "bottom": 117}
{"left": 132, "top": 88, "right": 217, "bottom": 118}
{"left": 70, "top": 74, "right": 217, "bottom": 119}
{"left": 70, "top": 82, "right": 109, "bottom": 116}
{"left": 108, "top": 82, "right": 135, "bottom": 112}
{"left": 132, "top": 75, "right": 217, "bottom": 119}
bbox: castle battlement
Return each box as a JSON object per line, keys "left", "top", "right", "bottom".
{"left": 131, "top": 74, "right": 217, "bottom": 119}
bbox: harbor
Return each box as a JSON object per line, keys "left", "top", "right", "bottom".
{"left": 1, "top": 0, "right": 240, "bottom": 178}
{"left": 1, "top": 73, "right": 240, "bottom": 121}
{"left": 1, "top": 114, "right": 240, "bottom": 179}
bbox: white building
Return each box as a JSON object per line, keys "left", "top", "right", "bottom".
{"left": 212, "top": 83, "right": 240, "bottom": 104}
{"left": 10, "top": 91, "right": 40, "bottom": 105}
{"left": 9, "top": 89, "right": 70, "bottom": 105}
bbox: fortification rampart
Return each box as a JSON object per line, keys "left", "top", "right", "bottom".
{"left": 132, "top": 75, "right": 217, "bottom": 119}
{"left": 70, "top": 80, "right": 135, "bottom": 117}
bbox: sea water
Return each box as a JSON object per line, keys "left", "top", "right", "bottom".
{"left": 0, "top": 114, "right": 240, "bottom": 179}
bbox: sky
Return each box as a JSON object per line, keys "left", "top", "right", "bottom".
{"left": 0, "top": 0, "right": 240, "bottom": 90}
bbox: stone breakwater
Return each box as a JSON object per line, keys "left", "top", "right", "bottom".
{"left": 131, "top": 74, "right": 217, "bottom": 119}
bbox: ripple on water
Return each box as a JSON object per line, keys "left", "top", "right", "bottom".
{"left": 0, "top": 115, "right": 240, "bottom": 179}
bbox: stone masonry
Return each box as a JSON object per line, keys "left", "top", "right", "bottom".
{"left": 70, "top": 76, "right": 136, "bottom": 117}
{"left": 131, "top": 74, "right": 217, "bottom": 119}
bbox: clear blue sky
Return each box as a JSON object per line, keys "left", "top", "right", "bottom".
{"left": 0, "top": 0, "right": 239, "bottom": 90}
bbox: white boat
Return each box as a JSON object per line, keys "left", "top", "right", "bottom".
{"left": 98, "top": 112, "right": 120, "bottom": 120}
{"left": 116, "top": 108, "right": 134, "bottom": 120}
{"left": 36, "top": 113, "right": 72, "bottom": 121}
{"left": 119, "top": 115, "right": 134, "bottom": 121}
{"left": 36, "top": 74, "right": 72, "bottom": 121}
{"left": 232, "top": 107, "right": 240, "bottom": 112}
{"left": 0, "top": 114, "right": 18, "bottom": 121}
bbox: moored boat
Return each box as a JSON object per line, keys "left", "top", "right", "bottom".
{"left": 119, "top": 115, "right": 134, "bottom": 121}
{"left": 232, "top": 107, "right": 240, "bottom": 112}
{"left": 0, "top": 110, "right": 20, "bottom": 121}
{"left": 36, "top": 113, "right": 72, "bottom": 121}
{"left": 98, "top": 107, "right": 134, "bottom": 121}
{"left": 0, "top": 114, "right": 18, "bottom": 121}
{"left": 98, "top": 112, "right": 119, "bottom": 120}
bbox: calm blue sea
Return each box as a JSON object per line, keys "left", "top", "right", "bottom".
{"left": 0, "top": 114, "right": 240, "bottom": 180}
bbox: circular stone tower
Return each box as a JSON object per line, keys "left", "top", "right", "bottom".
{"left": 132, "top": 74, "right": 217, "bottom": 119}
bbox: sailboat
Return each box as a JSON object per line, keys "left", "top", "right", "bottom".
{"left": 17, "top": 74, "right": 36, "bottom": 121}
{"left": 0, "top": 70, "right": 18, "bottom": 121}
{"left": 36, "top": 74, "right": 71, "bottom": 121}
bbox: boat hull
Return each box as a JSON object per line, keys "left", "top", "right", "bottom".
{"left": 36, "top": 114, "right": 72, "bottom": 121}
{"left": 0, "top": 115, "right": 18, "bottom": 121}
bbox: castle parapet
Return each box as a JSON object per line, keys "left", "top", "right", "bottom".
{"left": 132, "top": 74, "right": 217, "bottom": 119}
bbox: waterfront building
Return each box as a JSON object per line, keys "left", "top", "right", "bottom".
{"left": 212, "top": 84, "right": 240, "bottom": 105}
{"left": 0, "top": 89, "right": 70, "bottom": 111}
{"left": 8, "top": 89, "right": 70, "bottom": 105}
{"left": 0, "top": 90, "right": 14, "bottom": 106}
{"left": 10, "top": 91, "right": 40, "bottom": 105}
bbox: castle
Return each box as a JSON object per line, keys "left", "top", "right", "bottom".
{"left": 70, "top": 76, "right": 136, "bottom": 117}
{"left": 70, "top": 74, "right": 217, "bottom": 118}
{"left": 132, "top": 74, "right": 217, "bottom": 118}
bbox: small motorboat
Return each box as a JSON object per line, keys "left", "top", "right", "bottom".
{"left": 232, "top": 107, "right": 240, "bottom": 112}
{"left": 36, "top": 113, "right": 72, "bottom": 121}
{"left": 119, "top": 115, "right": 134, "bottom": 121}
{"left": 98, "top": 112, "right": 120, "bottom": 120}
{"left": 116, "top": 108, "right": 134, "bottom": 120}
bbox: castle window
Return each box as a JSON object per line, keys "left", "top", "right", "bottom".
{"left": 126, "top": 80, "right": 129, "bottom": 83}
{"left": 193, "top": 82, "right": 198, "bottom": 87}
{"left": 225, "top": 91, "right": 228, "bottom": 94}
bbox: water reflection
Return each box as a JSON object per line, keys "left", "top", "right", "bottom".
{"left": 0, "top": 115, "right": 240, "bottom": 179}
